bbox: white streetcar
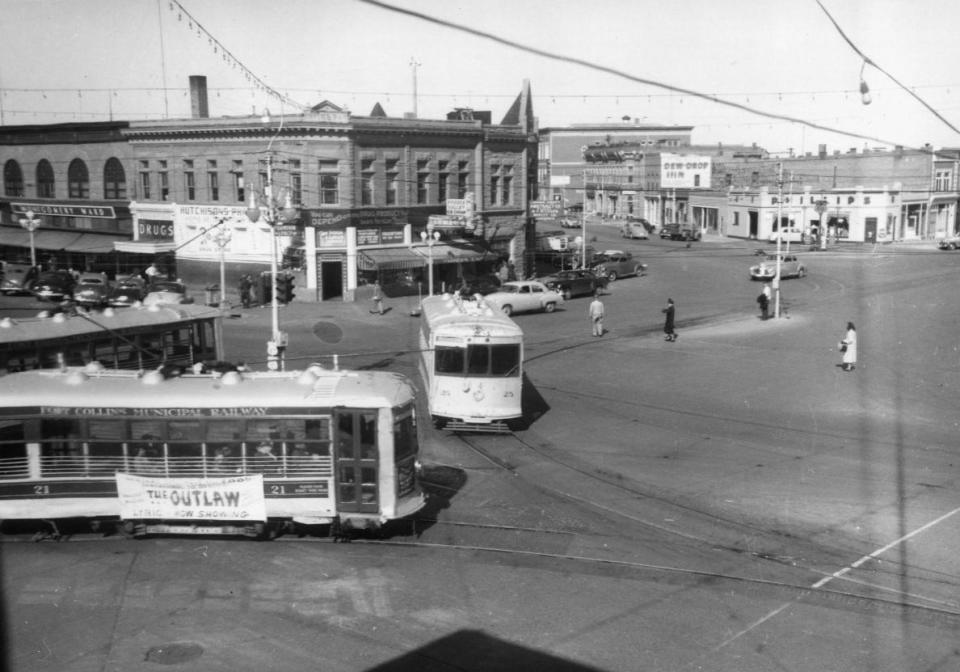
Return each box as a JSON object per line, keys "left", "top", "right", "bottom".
{"left": 0, "top": 364, "right": 426, "bottom": 539}
{"left": 418, "top": 294, "right": 524, "bottom": 432}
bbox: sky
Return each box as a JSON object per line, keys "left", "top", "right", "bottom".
{"left": 2, "top": 0, "right": 959, "bottom": 157}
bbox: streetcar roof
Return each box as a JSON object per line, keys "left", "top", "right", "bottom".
{"left": 420, "top": 294, "right": 523, "bottom": 338}
{"left": 0, "top": 366, "right": 415, "bottom": 410}
{"left": 0, "top": 304, "right": 222, "bottom": 347}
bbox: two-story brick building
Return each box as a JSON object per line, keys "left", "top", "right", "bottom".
{"left": 1, "top": 77, "right": 539, "bottom": 302}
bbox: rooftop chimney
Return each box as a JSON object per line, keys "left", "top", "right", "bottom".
{"left": 189, "top": 76, "right": 209, "bottom": 119}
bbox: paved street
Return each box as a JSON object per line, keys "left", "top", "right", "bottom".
{"left": 3, "top": 231, "right": 960, "bottom": 671}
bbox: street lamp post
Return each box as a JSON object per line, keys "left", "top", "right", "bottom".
{"left": 420, "top": 227, "right": 441, "bottom": 296}
{"left": 245, "top": 154, "right": 298, "bottom": 370}
{"left": 206, "top": 220, "right": 232, "bottom": 310}
{"left": 18, "top": 210, "right": 41, "bottom": 267}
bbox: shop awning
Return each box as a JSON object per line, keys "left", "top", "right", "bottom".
{"left": 414, "top": 242, "right": 496, "bottom": 266}
{"left": 113, "top": 240, "right": 178, "bottom": 254}
{"left": 0, "top": 228, "right": 126, "bottom": 253}
{"left": 357, "top": 247, "right": 426, "bottom": 271}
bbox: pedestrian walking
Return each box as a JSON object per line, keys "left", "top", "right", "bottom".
{"left": 588, "top": 292, "right": 605, "bottom": 337}
{"left": 662, "top": 298, "right": 677, "bottom": 341}
{"left": 238, "top": 274, "right": 253, "bottom": 308}
{"left": 370, "top": 282, "right": 385, "bottom": 315}
{"left": 838, "top": 321, "right": 857, "bottom": 371}
{"left": 757, "top": 286, "right": 770, "bottom": 320}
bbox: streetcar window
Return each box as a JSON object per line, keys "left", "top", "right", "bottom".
{"left": 466, "top": 344, "right": 489, "bottom": 374}
{"left": 360, "top": 467, "right": 377, "bottom": 503}
{"left": 0, "top": 420, "right": 28, "bottom": 478}
{"left": 88, "top": 420, "right": 126, "bottom": 477}
{"left": 93, "top": 338, "right": 118, "bottom": 368}
{"left": 393, "top": 411, "right": 417, "bottom": 461}
{"left": 359, "top": 412, "right": 377, "bottom": 459}
{"left": 207, "top": 421, "right": 242, "bottom": 475}
{"left": 168, "top": 421, "right": 201, "bottom": 476}
{"left": 338, "top": 465, "right": 357, "bottom": 503}
{"left": 40, "top": 418, "right": 84, "bottom": 477}
{"left": 435, "top": 346, "right": 465, "bottom": 374}
{"left": 490, "top": 344, "right": 521, "bottom": 376}
{"left": 337, "top": 414, "right": 355, "bottom": 458}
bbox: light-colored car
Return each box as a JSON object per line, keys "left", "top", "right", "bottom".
{"left": 768, "top": 227, "right": 805, "bottom": 243}
{"left": 72, "top": 273, "right": 111, "bottom": 308}
{"left": 619, "top": 219, "right": 650, "bottom": 239}
{"left": 937, "top": 235, "right": 960, "bottom": 250}
{"left": 590, "top": 250, "right": 647, "bottom": 281}
{"left": 142, "top": 280, "right": 193, "bottom": 306}
{"left": 750, "top": 254, "right": 806, "bottom": 280}
{"left": 482, "top": 280, "right": 563, "bottom": 316}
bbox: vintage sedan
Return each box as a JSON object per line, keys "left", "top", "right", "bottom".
{"left": 72, "top": 273, "right": 111, "bottom": 308}
{"left": 108, "top": 276, "right": 146, "bottom": 307}
{"left": 937, "top": 235, "right": 960, "bottom": 250}
{"left": 768, "top": 227, "right": 805, "bottom": 243}
{"left": 0, "top": 263, "right": 39, "bottom": 296}
{"left": 32, "top": 270, "right": 76, "bottom": 301}
{"left": 482, "top": 280, "right": 563, "bottom": 316}
{"left": 749, "top": 254, "right": 807, "bottom": 280}
{"left": 590, "top": 250, "right": 647, "bottom": 281}
{"left": 540, "top": 269, "right": 608, "bottom": 300}
{"left": 142, "top": 279, "right": 194, "bottom": 306}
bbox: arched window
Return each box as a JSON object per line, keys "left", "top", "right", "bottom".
{"left": 68, "top": 158, "right": 90, "bottom": 199}
{"left": 103, "top": 157, "right": 126, "bottom": 199}
{"left": 36, "top": 159, "right": 55, "bottom": 198}
{"left": 4, "top": 160, "right": 24, "bottom": 197}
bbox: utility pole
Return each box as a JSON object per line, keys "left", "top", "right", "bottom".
{"left": 410, "top": 58, "right": 421, "bottom": 118}
{"left": 775, "top": 162, "right": 783, "bottom": 318}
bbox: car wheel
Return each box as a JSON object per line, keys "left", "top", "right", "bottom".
{"left": 607, "top": 271, "right": 618, "bottom": 282}
{"left": 562, "top": 289, "right": 572, "bottom": 301}
{"left": 543, "top": 302, "right": 556, "bottom": 313}
{"left": 797, "top": 268, "right": 806, "bottom": 278}
{"left": 501, "top": 304, "right": 513, "bottom": 316}
{"left": 950, "top": 243, "right": 957, "bottom": 250}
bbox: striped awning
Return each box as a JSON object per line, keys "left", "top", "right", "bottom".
{"left": 357, "top": 247, "right": 426, "bottom": 271}
{"left": 413, "top": 242, "right": 495, "bottom": 266}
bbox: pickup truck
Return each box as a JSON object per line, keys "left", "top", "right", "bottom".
{"left": 658, "top": 223, "right": 701, "bottom": 241}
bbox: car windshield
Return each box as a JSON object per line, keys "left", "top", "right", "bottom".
{"left": 150, "top": 282, "right": 183, "bottom": 292}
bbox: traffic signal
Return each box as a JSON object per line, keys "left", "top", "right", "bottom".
{"left": 277, "top": 274, "right": 295, "bottom": 304}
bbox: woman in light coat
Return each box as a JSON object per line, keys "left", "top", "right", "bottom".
{"left": 839, "top": 322, "right": 857, "bottom": 371}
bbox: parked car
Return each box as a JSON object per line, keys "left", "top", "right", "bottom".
{"left": 32, "top": 270, "right": 76, "bottom": 301}
{"left": 108, "top": 276, "right": 147, "bottom": 307}
{"left": 749, "top": 254, "right": 807, "bottom": 280}
{"left": 937, "top": 235, "right": 960, "bottom": 250}
{"left": 482, "top": 280, "right": 563, "bottom": 316}
{"left": 768, "top": 227, "right": 805, "bottom": 243}
{"left": 659, "top": 223, "right": 701, "bottom": 241}
{"left": 619, "top": 218, "right": 651, "bottom": 239}
{"left": 540, "top": 269, "right": 608, "bottom": 300}
{"left": 590, "top": 250, "right": 647, "bottom": 281}
{"left": 559, "top": 217, "right": 581, "bottom": 229}
{"left": 72, "top": 273, "right": 111, "bottom": 308}
{"left": 458, "top": 273, "right": 502, "bottom": 297}
{"left": 143, "top": 280, "right": 193, "bottom": 306}
{"left": 0, "top": 263, "right": 39, "bottom": 296}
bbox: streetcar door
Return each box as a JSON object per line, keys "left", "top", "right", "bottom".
{"left": 334, "top": 409, "right": 379, "bottom": 513}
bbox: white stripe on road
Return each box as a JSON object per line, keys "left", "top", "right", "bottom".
{"left": 714, "top": 505, "right": 960, "bottom": 652}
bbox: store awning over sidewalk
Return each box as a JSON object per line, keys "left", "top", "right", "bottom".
{"left": 358, "top": 247, "right": 425, "bottom": 271}
{"left": 413, "top": 242, "right": 496, "bottom": 266}
{"left": 0, "top": 228, "right": 125, "bottom": 253}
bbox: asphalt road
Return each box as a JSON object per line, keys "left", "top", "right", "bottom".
{"left": 3, "top": 231, "right": 960, "bottom": 671}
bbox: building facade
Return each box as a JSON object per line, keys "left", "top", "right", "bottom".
{"left": 1, "top": 78, "right": 539, "bottom": 302}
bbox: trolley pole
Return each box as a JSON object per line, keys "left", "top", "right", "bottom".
{"left": 775, "top": 162, "right": 783, "bottom": 319}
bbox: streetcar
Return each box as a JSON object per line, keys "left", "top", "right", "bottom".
{"left": 0, "top": 364, "right": 426, "bottom": 538}
{"left": 0, "top": 303, "right": 222, "bottom": 374}
{"left": 418, "top": 293, "right": 523, "bottom": 432}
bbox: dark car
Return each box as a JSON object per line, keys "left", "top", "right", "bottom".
{"left": 143, "top": 279, "right": 193, "bottom": 306}
{"left": 659, "top": 223, "right": 701, "bottom": 241}
{"left": 72, "top": 273, "right": 111, "bottom": 308}
{"left": 0, "top": 263, "right": 39, "bottom": 296}
{"left": 540, "top": 269, "right": 609, "bottom": 300}
{"left": 589, "top": 250, "right": 647, "bottom": 282}
{"left": 32, "top": 271, "right": 76, "bottom": 302}
{"left": 458, "top": 273, "right": 502, "bottom": 297}
{"left": 108, "top": 276, "right": 147, "bottom": 307}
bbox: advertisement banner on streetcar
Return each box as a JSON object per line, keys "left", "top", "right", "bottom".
{"left": 116, "top": 473, "right": 267, "bottom": 522}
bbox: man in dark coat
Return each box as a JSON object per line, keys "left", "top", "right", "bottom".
{"left": 238, "top": 274, "right": 252, "bottom": 308}
{"left": 662, "top": 298, "right": 677, "bottom": 341}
